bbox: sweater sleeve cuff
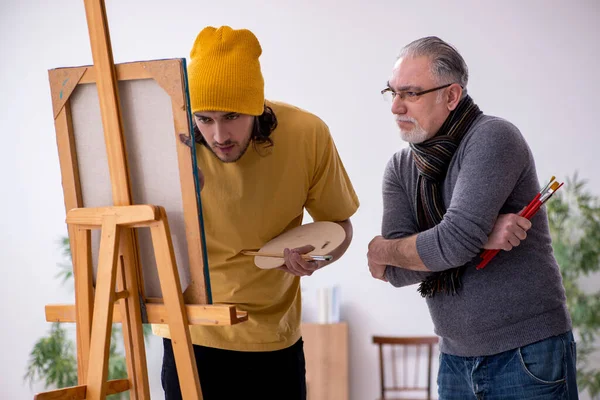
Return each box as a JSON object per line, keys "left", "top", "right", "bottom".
{"left": 416, "top": 228, "right": 450, "bottom": 272}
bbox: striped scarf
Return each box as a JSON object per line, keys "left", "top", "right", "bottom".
{"left": 410, "top": 95, "right": 482, "bottom": 297}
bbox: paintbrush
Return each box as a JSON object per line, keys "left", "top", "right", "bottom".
{"left": 241, "top": 250, "right": 333, "bottom": 261}
{"left": 476, "top": 178, "right": 563, "bottom": 270}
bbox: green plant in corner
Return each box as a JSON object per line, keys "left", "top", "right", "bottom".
{"left": 24, "top": 236, "right": 152, "bottom": 399}
{"left": 546, "top": 173, "right": 600, "bottom": 398}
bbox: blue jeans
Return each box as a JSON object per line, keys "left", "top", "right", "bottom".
{"left": 438, "top": 331, "right": 578, "bottom": 399}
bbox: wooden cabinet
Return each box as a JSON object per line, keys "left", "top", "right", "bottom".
{"left": 301, "top": 322, "right": 349, "bottom": 400}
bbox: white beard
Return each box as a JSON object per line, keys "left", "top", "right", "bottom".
{"left": 396, "top": 116, "right": 430, "bottom": 144}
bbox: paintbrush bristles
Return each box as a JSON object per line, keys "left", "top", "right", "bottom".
{"left": 540, "top": 181, "right": 564, "bottom": 203}
{"left": 541, "top": 176, "right": 556, "bottom": 193}
{"left": 549, "top": 181, "right": 560, "bottom": 191}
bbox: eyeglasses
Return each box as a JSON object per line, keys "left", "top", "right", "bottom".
{"left": 381, "top": 83, "right": 455, "bottom": 103}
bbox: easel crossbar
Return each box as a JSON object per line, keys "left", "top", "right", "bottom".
{"left": 45, "top": 303, "right": 248, "bottom": 325}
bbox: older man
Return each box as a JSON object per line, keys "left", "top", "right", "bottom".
{"left": 367, "top": 36, "right": 578, "bottom": 399}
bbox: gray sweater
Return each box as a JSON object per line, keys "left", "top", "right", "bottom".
{"left": 383, "top": 114, "right": 571, "bottom": 357}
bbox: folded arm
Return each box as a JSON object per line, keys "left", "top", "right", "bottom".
{"left": 371, "top": 119, "right": 532, "bottom": 283}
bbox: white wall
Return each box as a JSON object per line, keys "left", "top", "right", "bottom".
{"left": 1, "top": 0, "right": 599, "bottom": 399}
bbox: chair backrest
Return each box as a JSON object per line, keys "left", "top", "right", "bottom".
{"left": 372, "top": 336, "right": 439, "bottom": 400}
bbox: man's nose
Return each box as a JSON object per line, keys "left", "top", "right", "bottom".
{"left": 391, "top": 95, "right": 407, "bottom": 115}
{"left": 214, "top": 123, "right": 230, "bottom": 143}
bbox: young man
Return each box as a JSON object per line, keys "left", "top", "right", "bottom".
{"left": 367, "top": 37, "right": 578, "bottom": 399}
{"left": 153, "top": 26, "right": 359, "bottom": 399}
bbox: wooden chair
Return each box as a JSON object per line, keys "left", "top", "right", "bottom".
{"left": 372, "top": 336, "right": 439, "bottom": 400}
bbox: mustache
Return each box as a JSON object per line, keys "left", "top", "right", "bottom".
{"left": 213, "top": 140, "right": 235, "bottom": 148}
{"left": 395, "top": 116, "right": 417, "bottom": 123}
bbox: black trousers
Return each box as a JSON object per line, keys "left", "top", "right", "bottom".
{"left": 161, "top": 337, "right": 307, "bottom": 400}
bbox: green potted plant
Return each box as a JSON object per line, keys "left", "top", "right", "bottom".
{"left": 547, "top": 173, "right": 600, "bottom": 398}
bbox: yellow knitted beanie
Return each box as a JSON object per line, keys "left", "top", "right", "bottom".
{"left": 187, "top": 26, "right": 265, "bottom": 116}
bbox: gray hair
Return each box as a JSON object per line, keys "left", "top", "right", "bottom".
{"left": 399, "top": 36, "right": 469, "bottom": 98}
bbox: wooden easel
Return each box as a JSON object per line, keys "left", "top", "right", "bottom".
{"left": 35, "top": 1, "right": 247, "bottom": 399}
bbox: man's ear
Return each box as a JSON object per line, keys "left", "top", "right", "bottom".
{"left": 446, "top": 84, "right": 463, "bottom": 111}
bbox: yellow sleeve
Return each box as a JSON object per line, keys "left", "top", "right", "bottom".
{"left": 305, "top": 122, "right": 359, "bottom": 222}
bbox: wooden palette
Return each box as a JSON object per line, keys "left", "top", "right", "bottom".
{"left": 252, "top": 221, "right": 346, "bottom": 269}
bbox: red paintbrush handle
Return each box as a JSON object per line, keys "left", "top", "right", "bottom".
{"left": 522, "top": 193, "right": 541, "bottom": 217}
{"left": 476, "top": 249, "right": 499, "bottom": 269}
{"left": 523, "top": 201, "right": 543, "bottom": 219}
{"left": 477, "top": 198, "right": 541, "bottom": 269}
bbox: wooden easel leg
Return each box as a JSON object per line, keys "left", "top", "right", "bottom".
{"left": 150, "top": 207, "right": 203, "bottom": 400}
{"left": 82, "top": 0, "right": 152, "bottom": 394}
{"left": 85, "top": 217, "right": 121, "bottom": 400}
{"left": 73, "top": 226, "right": 93, "bottom": 384}
{"left": 116, "top": 231, "right": 151, "bottom": 400}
